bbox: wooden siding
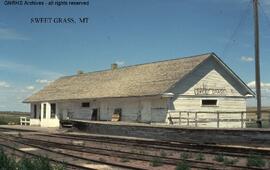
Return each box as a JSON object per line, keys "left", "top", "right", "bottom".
{"left": 170, "top": 57, "right": 248, "bottom": 97}
{"left": 55, "top": 96, "right": 168, "bottom": 123}
{"left": 170, "top": 57, "right": 247, "bottom": 113}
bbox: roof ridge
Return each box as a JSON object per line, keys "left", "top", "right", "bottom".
{"left": 60, "top": 52, "right": 213, "bottom": 79}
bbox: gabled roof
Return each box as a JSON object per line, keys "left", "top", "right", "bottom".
{"left": 24, "top": 53, "right": 254, "bottom": 103}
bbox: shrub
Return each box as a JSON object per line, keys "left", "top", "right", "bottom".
{"left": 150, "top": 157, "right": 163, "bottom": 167}
{"left": 175, "top": 161, "right": 190, "bottom": 170}
{"left": 214, "top": 153, "right": 224, "bottom": 162}
{"left": 247, "top": 154, "right": 266, "bottom": 167}
{"left": 160, "top": 150, "right": 167, "bottom": 157}
{"left": 195, "top": 152, "right": 205, "bottom": 161}
{"left": 120, "top": 157, "right": 130, "bottom": 163}
{"left": 0, "top": 148, "right": 66, "bottom": 170}
{"left": 98, "top": 157, "right": 106, "bottom": 162}
{"left": 0, "top": 149, "right": 17, "bottom": 169}
{"left": 180, "top": 152, "right": 191, "bottom": 160}
{"left": 223, "top": 157, "right": 238, "bottom": 166}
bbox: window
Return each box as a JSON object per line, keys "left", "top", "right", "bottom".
{"left": 114, "top": 108, "right": 122, "bottom": 115}
{"left": 112, "top": 108, "right": 122, "bottom": 121}
{"left": 51, "top": 103, "right": 56, "bottom": 118}
{"left": 43, "top": 104, "right": 46, "bottom": 118}
{"left": 34, "top": 104, "right": 37, "bottom": 118}
{"left": 81, "top": 102, "right": 90, "bottom": 108}
{"left": 201, "top": 99, "right": 218, "bottom": 106}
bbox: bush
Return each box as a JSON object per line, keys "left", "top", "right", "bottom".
{"left": 120, "top": 157, "right": 130, "bottom": 163}
{"left": 150, "top": 157, "right": 163, "bottom": 167}
{"left": 247, "top": 154, "right": 266, "bottom": 167}
{"left": 223, "top": 157, "right": 238, "bottom": 166}
{"left": 0, "top": 148, "right": 66, "bottom": 170}
{"left": 180, "top": 152, "right": 191, "bottom": 160}
{"left": 160, "top": 150, "right": 167, "bottom": 157}
{"left": 214, "top": 153, "right": 224, "bottom": 162}
{"left": 175, "top": 161, "right": 190, "bottom": 170}
{"left": 0, "top": 149, "right": 17, "bottom": 169}
{"left": 195, "top": 153, "right": 205, "bottom": 161}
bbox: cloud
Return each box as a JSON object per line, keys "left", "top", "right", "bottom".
{"left": 26, "top": 86, "right": 35, "bottom": 91}
{"left": 261, "top": 0, "right": 270, "bottom": 20}
{"left": 36, "top": 79, "right": 53, "bottom": 84}
{"left": 0, "top": 59, "right": 63, "bottom": 79}
{"left": 0, "top": 81, "right": 10, "bottom": 88}
{"left": 241, "top": 56, "right": 254, "bottom": 62}
{"left": 248, "top": 81, "right": 270, "bottom": 90}
{"left": 115, "top": 61, "right": 125, "bottom": 66}
{"left": 0, "top": 28, "right": 29, "bottom": 40}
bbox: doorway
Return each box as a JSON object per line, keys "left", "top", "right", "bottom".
{"left": 91, "top": 108, "right": 99, "bottom": 121}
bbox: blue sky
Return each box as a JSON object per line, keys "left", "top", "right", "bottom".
{"left": 0, "top": 0, "right": 269, "bottom": 111}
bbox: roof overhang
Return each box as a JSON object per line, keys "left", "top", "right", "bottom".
{"left": 210, "top": 53, "right": 255, "bottom": 97}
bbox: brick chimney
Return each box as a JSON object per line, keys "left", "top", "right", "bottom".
{"left": 77, "top": 70, "right": 84, "bottom": 75}
{"left": 111, "top": 63, "right": 118, "bottom": 70}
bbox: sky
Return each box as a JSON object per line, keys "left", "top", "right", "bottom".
{"left": 0, "top": 0, "right": 269, "bottom": 111}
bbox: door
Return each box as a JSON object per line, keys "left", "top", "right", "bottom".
{"left": 141, "top": 101, "right": 152, "bottom": 122}
{"left": 91, "top": 108, "right": 99, "bottom": 120}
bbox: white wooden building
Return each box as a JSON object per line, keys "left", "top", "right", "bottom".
{"left": 24, "top": 53, "right": 254, "bottom": 128}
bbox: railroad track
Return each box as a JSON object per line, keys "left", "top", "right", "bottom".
{"left": 40, "top": 133, "right": 270, "bottom": 158}
{"left": 0, "top": 141, "right": 96, "bottom": 170}
{"left": 0, "top": 127, "right": 269, "bottom": 169}
{"left": 0, "top": 134, "right": 147, "bottom": 170}
{"left": 1, "top": 133, "right": 269, "bottom": 170}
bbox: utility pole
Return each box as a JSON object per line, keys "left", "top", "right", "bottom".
{"left": 253, "top": 0, "right": 262, "bottom": 128}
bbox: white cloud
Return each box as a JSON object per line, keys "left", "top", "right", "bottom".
{"left": 0, "top": 28, "right": 29, "bottom": 40}
{"left": 115, "top": 61, "right": 125, "bottom": 66}
{"left": 36, "top": 79, "right": 53, "bottom": 84}
{"left": 0, "top": 81, "right": 10, "bottom": 88}
{"left": 26, "top": 86, "right": 35, "bottom": 91}
{"left": 0, "top": 105, "right": 6, "bottom": 108}
{"left": 248, "top": 81, "right": 270, "bottom": 90}
{"left": 241, "top": 56, "right": 254, "bottom": 62}
{"left": 0, "top": 59, "right": 63, "bottom": 79}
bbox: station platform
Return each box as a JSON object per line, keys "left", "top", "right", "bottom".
{"left": 71, "top": 119, "right": 270, "bottom": 147}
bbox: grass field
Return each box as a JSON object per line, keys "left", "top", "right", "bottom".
{"left": 0, "top": 111, "right": 29, "bottom": 125}
{"left": 246, "top": 107, "right": 270, "bottom": 128}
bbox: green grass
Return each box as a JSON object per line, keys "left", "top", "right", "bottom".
{"left": 180, "top": 152, "right": 191, "bottom": 160}
{"left": 195, "top": 152, "right": 205, "bottom": 161}
{"left": 0, "top": 115, "right": 21, "bottom": 125}
{"left": 160, "top": 150, "right": 167, "bottom": 157}
{"left": 0, "top": 148, "right": 66, "bottom": 170}
{"left": 214, "top": 153, "right": 225, "bottom": 162}
{"left": 175, "top": 161, "right": 190, "bottom": 170}
{"left": 120, "top": 157, "right": 130, "bottom": 163}
{"left": 247, "top": 154, "right": 266, "bottom": 168}
{"left": 223, "top": 157, "right": 238, "bottom": 166}
{"left": 150, "top": 157, "right": 163, "bottom": 167}
{"left": 246, "top": 121, "right": 270, "bottom": 128}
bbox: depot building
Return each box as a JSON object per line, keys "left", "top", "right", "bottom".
{"left": 24, "top": 53, "right": 254, "bottom": 128}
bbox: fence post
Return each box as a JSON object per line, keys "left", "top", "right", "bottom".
{"left": 195, "top": 112, "right": 198, "bottom": 127}
{"left": 217, "top": 112, "right": 220, "bottom": 128}
{"left": 187, "top": 112, "right": 190, "bottom": 126}
{"left": 241, "top": 112, "right": 244, "bottom": 128}
{"left": 179, "top": 112, "right": 181, "bottom": 125}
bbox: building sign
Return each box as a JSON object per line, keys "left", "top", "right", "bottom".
{"left": 194, "top": 84, "right": 226, "bottom": 96}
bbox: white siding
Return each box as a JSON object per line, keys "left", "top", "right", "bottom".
{"left": 167, "top": 58, "right": 248, "bottom": 128}
{"left": 56, "top": 96, "right": 168, "bottom": 123}
{"left": 170, "top": 57, "right": 247, "bottom": 113}
{"left": 173, "top": 97, "right": 246, "bottom": 112}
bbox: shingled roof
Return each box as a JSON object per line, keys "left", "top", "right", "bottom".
{"left": 24, "top": 53, "right": 216, "bottom": 103}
